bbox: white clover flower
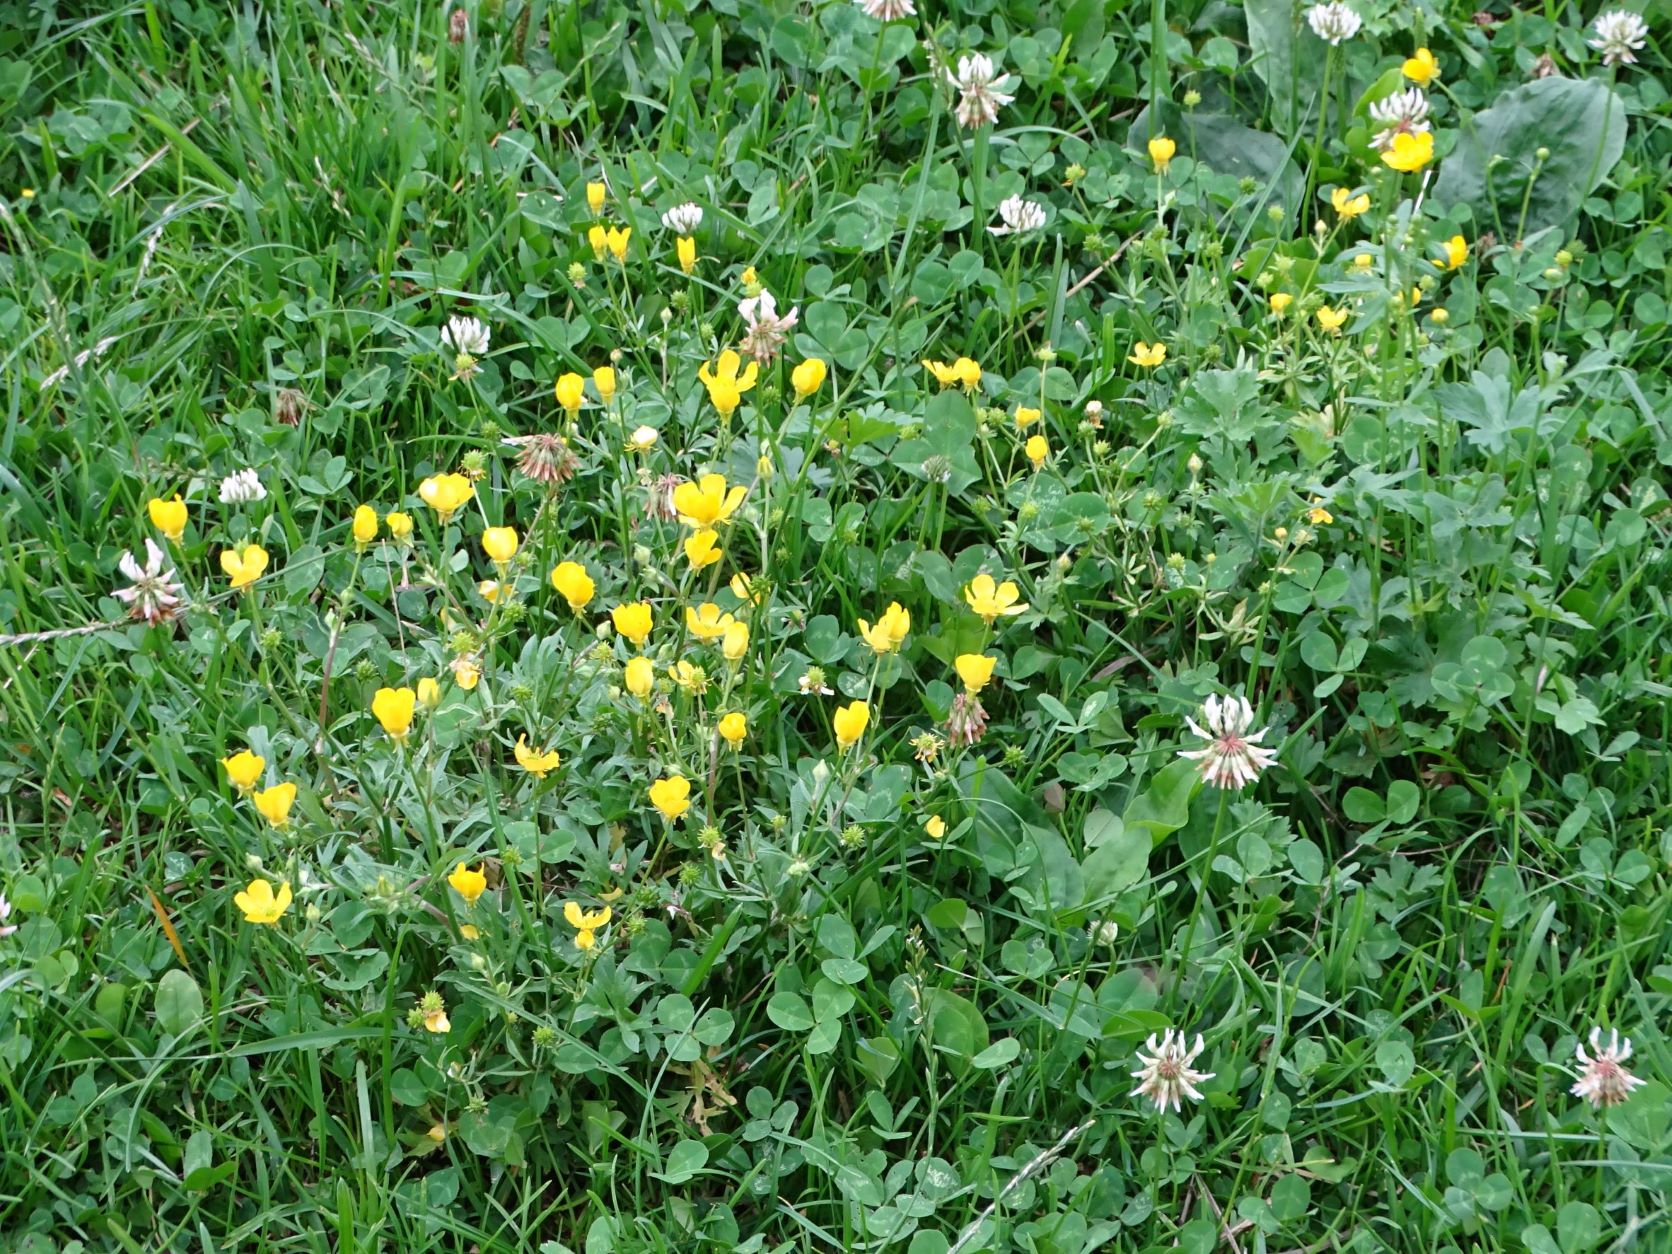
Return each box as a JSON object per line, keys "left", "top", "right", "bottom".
{"left": 738, "top": 289, "right": 799, "bottom": 365}
{"left": 1588, "top": 10, "right": 1649, "bottom": 66}
{"left": 1087, "top": 919, "right": 1120, "bottom": 946}
{"left": 855, "top": 0, "right": 916, "bottom": 17}
{"left": 439, "top": 315, "right": 490, "bottom": 358}
{"left": 1571, "top": 1027, "right": 1648, "bottom": 1108}
{"left": 0, "top": 894, "right": 16, "bottom": 938}
{"left": 1368, "top": 88, "right": 1431, "bottom": 151}
{"left": 661, "top": 202, "right": 704, "bottom": 235}
{"left": 1178, "top": 693, "right": 1279, "bottom": 789}
{"left": 949, "top": 53, "right": 1015, "bottom": 130}
{"left": 1306, "top": 2, "right": 1362, "bottom": 45}
{"left": 1131, "top": 1029, "right": 1214, "bottom": 1113}
{"left": 218, "top": 468, "right": 266, "bottom": 504}
{"left": 987, "top": 195, "right": 1047, "bottom": 236}
{"left": 112, "top": 538, "right": 185, "bottom": 627}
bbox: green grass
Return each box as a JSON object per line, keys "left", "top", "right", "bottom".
{"left": 1, "top": 0, "right": 1670, "bottom": 1250}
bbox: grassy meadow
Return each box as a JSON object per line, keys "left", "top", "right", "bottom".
{"left": 1, "top": 0, "right": 1670, "bottom": 1250}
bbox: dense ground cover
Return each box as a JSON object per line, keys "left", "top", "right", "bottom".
{"left": 1, "top": 0, "right": 1669, "bottom": 1249}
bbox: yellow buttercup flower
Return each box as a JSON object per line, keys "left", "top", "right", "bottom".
{"left": 1331, "top": 186, "right": 1370, "bottom": 219}
{"left": 452, "top": 656, "right": 481, "bottom": 689}
{"left": 923, "top": 357, "right": 981, "bottom": 391}
{"left": 624, "top": 655, "right": 655, "bottom": 697}
{"left": 718, "top": 711, "right": 747, "bottom": 746}
{"left": 791, "top": 358, "right": 828, "bottom": 399}
{"left": 1307, "top": 504, "right": 1334, "bottom": 525}
{"left": 417, "top": 677, "right": 441, "bottom": 708}
{"left": 627, "top": 425, "right": 659, "bottom": 452}
{"left": 457, "top": 925, "right": 480, "bottom": 941}
{"left": 721, "top": 620, "right": 749, "bottom": 663}
{"left": 554, "top": 372, "right": 586, "bottom": 414}
{"left": 857, "top": 602, "right": 911, "bottom": 655}
{"left": 730, "top": 572, "right": 763, "bottom": 605}
{"left": 587, "top": 224, "right": 607, "bottom": 259}
{"left": 955, "top": 653, "right": 997, "bottom": 694}
{"left": 221, "top": 544, "right": 269, "bottom": 590}
{"left": 604, "top": 226, "right": 630, "bottom": 261}
{"left": 1269, "top": 292, "right": 1293, "bottom": 315}
{"left": 696, "top": 350, "right": 759, "bottom": 419}
{"left": 684, "top": 528, "right": 723, "bottom": 570}
{"left": 649, "top": 776, "right": 691, "bottom": 822}
{"left": 1014, "top": 406, "right": 1042, "bottom": 429}
{"left": 611, "top": 602, "right": 653, "bottom": 647}
{"left": 1403, "top": 47, "right": 1439, "bottom": 85}
{"left": 564, "top": 901, "right": 613, "bottom": 950}
{"left": 1351, "top": 253, "right": 1374, "bottom": 272}
{"left": 923, "top": 815, "right": 946, "bottom": 840}
{"left": 1128, "top": 341, "right": 1166, "bottom": 368}
{"left": 673, "top": 473, "right": 747, "bottom": 529}
{"left": 549, "top": 560, "right": 595, "bottom": 612}
{"left": 418, "top": 473, "right": 474, "bottom": 521}
{"left": 352, "top": 504, "right": 378, "bottom": 548}
{"left": 221, "top": 750, "right": 265, "bottom": 793}
{"left": 586, "top": 181, "right": 606, "bottom": 216}
{"left": 565, "top": 902, "right": 612, "bottom": 930}
{"left": 1438, "top": 234, "right": 1468, "bottom": 270}
{"left": 676, "top": 235, "right": 697, "bottom": 274}
{"left": 1316, "top": 305, "right": 1349, "bottom": 334}
{"left": 1428, "top": 307, "right": 1449, "bottom": 325}
{"left": 253, "top": 781, "right": 297, "bottom": 828}
{"left": 372, "top": 687, "right": 416, "bottom": 742}
{"left": 740, "top": 265, "right": 758, "bottom": 287}
{"left": 1381, "top": 130, "right": 1433, "bottom": 173}
{"left": 448, "top": 862, "right": 487, "bottom": 906}
{"left": 685, "top": 603, "right": 735, "bottom": 641}
{"left": 671, "top": 660, "right": 704, "bottom": 692}
{"left": 478, "top": 579, "right": 505, "bottom": 603}
{"left": 833, "top": 700, "right": 870, "bottom": 751}
{"left": 513, "top": 734, "right": 561, "bottom": 779}
{"left": 386, "top": 511, "right": 414, "bottom": 541}
{"left": 963, "top": 573, "right": 1027, "bottom": 623}
{"left": 1147, "top": 135, "right": 1176, "bottom": 173}
{"left": 235, "top": 878, "right": 292, "bottom": 925}
{"left": 593, "top": 365, "right": 617, "bottom": 403}
{"left": 481, "top": 526, "right": 519, "bottom": 567}
{"left": 148, "top": 496, "right": 188, "bottom": 542}
{"left": 1025, "top": 434, "right": 1049, "bottom": 469}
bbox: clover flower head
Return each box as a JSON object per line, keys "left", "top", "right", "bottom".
{"left": 440, "top": 315, "right": 490, "bottom": 358}
{"left": 1589, "top": 10, "right": 1648, "bottom": 66}
{"left": 737, "top": 289, "right": 800, "bottom": 365}
{"left": 503, "top": 432, "right": 578, "bottom": 487}
{"left": 114, "top": 538, "right": 185, "bottom": 626}
{"left": 1369, "top": 88, "right": 1431, "bottom": 151}
{"left": 988, "top": 195, "right": 1047, "bottom": 236}
{"left": 949, "top": 53, "right": 1015, "bottom": 129}
{"left": 1306, "top": 1, "right": 1362, "bottom": 44}
{"left": 855, "top": 0, "right": 915, "bottom": 17}
{"left": 1177, "top": 693, "right": 1279, "bottom": 789}
{"left": 661, "top": 202, "right": 704, "bottom": 235}
{"left": 1131, "top": 1028, "right": 1214, "bottom": 1112}
{"left": 1571, "top": 1027, "right": 1648, "bottom": 1108}
{"left": 218, "top": 468, "right": 266, "bottom": 504}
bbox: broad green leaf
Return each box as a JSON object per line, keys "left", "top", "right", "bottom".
{"left": 154, "top": 969, "right": 203, "bottom": 1037}
{"left": 1433, "top": 78, "right": 1627, "bottom": 235}
{"left": 652, "top": 1140, "right": 707, "bottom": 1184}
